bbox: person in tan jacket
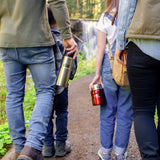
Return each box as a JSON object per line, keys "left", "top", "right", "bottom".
{"left": 115, "top": 0, "right": 160, "bottom": 159}
{"left": 0, "top": 0, "right": 77, "bottom": 160}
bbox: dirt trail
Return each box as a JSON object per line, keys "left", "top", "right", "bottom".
{"left": 2, "top": 74, "right": 141, "bottom": 160}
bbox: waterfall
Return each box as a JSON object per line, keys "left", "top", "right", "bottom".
{"left": 78, "top": 21, "right": 98, "bottom": 60}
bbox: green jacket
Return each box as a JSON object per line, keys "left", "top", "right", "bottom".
{"left": 0, "top": 0, "right": 72, "bottom": 48}
{"left": 126, "top": 0, "right": 160, "bottom": 40}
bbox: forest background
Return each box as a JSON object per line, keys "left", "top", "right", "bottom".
{"left": 0, "top": 0, "right": 106, "bottom": 157}
{"left": 66, "top": 0, "right": 106, "bottom": 19}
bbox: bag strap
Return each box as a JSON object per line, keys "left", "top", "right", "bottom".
{"left": 108, "top": 42, "right": 113, "bottom": 61}
{"left": 106, "top": 13, "right": 117, "bottom": 26}
{"left": 105, "top": 13, "right": 117, "bottom": 71}
{"left": 105, "top": 13, "right": 117, "bottom": 59}
{"left": 107, "top": 42, "right": 114, "bottom": 72}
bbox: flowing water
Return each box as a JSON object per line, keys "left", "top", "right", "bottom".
{"left": 78, "top": 21, "right": 98, "bottom": 60}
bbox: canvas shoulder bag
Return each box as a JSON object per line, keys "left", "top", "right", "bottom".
{"left": 106, "top": 14, "right": 129, "bottom": 86}
{"left": 112, "top": 49, "right": 129, "bottom": 86}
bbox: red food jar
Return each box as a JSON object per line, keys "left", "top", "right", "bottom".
{"left": 91, "top": 84, "right": 106, "bottom": 106}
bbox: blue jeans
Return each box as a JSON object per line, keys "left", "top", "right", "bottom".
{"left": 44, "top": 87, "right": 68, "bottom": 146}
{"left": 100, "top": 53, "right": 133, "bottom": 154}
{"left": 0, "top": 47, "right": 56, "bottom": 152}
{"left": 127, "top": 42, "right": 160, "bottom": 160}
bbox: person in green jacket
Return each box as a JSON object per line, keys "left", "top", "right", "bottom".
{"left": 0, "top": 1, "right": 77, "bottom": 160}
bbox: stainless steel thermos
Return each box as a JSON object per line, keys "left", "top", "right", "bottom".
{"left": 56, "top": 51, "right": 73, "bottom": 87}
{"left": 91, "top": 84, "right": 106, "bottom": 106}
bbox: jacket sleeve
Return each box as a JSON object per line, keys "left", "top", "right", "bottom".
{"left": 48, "top": 0, "right": 72, "bottom": 40}
{"left": 116, "top": 0, "right": 137, "bottom": 50}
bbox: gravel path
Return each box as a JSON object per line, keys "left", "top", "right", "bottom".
{"left": 2, "top": 74, "right": 141, "bottom": 160}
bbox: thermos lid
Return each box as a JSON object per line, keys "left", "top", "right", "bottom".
{"left": 63, "top": 56, "right": 73, "bottom": 67}
{"left": 93, "top": 84, "right": 102, "bottom": 90}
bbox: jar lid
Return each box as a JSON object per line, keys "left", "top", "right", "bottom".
{"left": 93, "top": 84, "right": 102, "bottom": 90}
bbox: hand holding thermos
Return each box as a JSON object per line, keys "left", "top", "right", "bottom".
{"left": 56, "top": 50, "right": 74, "bottom": 87}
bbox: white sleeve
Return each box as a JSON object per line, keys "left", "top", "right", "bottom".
{"left": 97, "top": 13, "right": 109, "bottom": 34}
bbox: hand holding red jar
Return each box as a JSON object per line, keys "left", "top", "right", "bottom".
{"left": 91, "top": 84, "right": 106, "bottom": 106}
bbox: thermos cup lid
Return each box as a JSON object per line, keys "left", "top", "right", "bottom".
{"left": 93, "top": 84, "right": 102, "bottom": 90}
{"left": 63, "top": 56, "right": 73, "bottom": 67}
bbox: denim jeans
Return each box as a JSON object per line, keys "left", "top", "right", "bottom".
{"left": 0, "top": 47, "right": 56, "bottom": 152}
{"left": 44, "top": 87, "right": 68, "bottom": 146}
{"left": 100, "top": 53, "right": 133, "bottom": 154}
{"left": 127, "top": 42, "right": 160, "bottom": 160}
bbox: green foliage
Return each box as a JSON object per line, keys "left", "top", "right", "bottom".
{"left": 23, "top": 77, "right": 36, "bottom": 127}
{"left": 71, "top": 51, "right": 96, "bottom": 81}
{"left": 0, "top": 64, "right": 35, "bottom": 157}
{"left": 66, "top": 0, "right": 106, "bottom": 19}
{"left": 0, "top": 122, "right": 12, "bottom": 156}
{"left": 155, "top": 108, "right": 158, "bottom": 123}
{"left": 0, "top": 62, "right": 7, "bottom": 123}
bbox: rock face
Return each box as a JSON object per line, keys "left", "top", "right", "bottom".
{"left": 71, "top": 19, "right": 98, "bottom": 60}
{"left": 70, "top": 18, "right": 98, "bottom": 34}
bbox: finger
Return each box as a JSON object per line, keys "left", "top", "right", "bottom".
{"left": 89, "top": 84, "right": 93, "bottom": 91}
{"left": 66, "top": 45, "right": 77, "bottom": 54}
{"left": 101, "top": 82, "right": 104, "bottom": 88}
{"left": 117, "top": 58, "right": 126, "bottom": 66}
{"left": 73, "top": 49, "right": 78, "bottom": 59}
{"left": 67, "top": 48, "right": 78, "bottom": 60}
{"left": 65, "top": 48, "right": 78, "bottom": 59}
{"left": 116, "top": 50, "right": 127, "bottom": 66}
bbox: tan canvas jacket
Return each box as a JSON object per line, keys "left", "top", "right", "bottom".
{"left": 0, "top": 0, "right": 72, "bottom": 48}
{"left": 126, "top": 0, "right": 160, "bottom": 40}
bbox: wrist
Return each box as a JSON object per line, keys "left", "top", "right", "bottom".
{"left": 95, "top": 74, "right": 100, "bottom": 77}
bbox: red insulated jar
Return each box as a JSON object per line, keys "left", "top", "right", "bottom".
{"left": 91, "top": 84, "right": 105, "bottom": 106}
